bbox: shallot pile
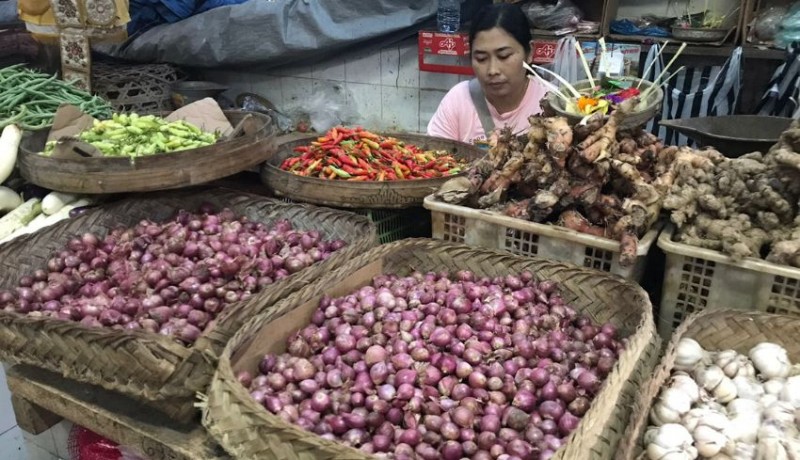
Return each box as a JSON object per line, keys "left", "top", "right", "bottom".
{"left": 240, "top": 270, "right": 626, "bottom": 459}
{"left": 644, "top": 338, "right": 800, "bottom": 459}
{"left": 0, "top": 203, "right": 347, "bottom": 345}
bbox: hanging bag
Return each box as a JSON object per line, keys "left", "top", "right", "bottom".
{"left": 643, "top": 45, "right": 743, "bottom": 145}
{"left": 552, "top": 36, "right": 580, "bottom": 83}
{"left": 755, "top": 43, "right": 800, "bottom": 118}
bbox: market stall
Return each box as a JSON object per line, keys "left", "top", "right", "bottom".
{"left": 2, "top": 0, "right": 800, "bottom": 458}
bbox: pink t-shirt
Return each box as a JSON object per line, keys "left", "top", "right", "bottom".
{"left": 427, "top": 79, "right": 547, "bottom": 145}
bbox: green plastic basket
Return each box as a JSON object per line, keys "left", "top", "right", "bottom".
{"left": 280, "top": 198, "right": 430, "bottom": 244}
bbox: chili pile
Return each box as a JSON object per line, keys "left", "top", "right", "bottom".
{"left": 279, "top": 126, "right": 467, "bottom": 181}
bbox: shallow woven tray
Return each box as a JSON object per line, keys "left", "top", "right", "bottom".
{"left": 203, "top": 238, "right": 660, "bottom": 459}
{"left": 616, "top": 309, "right": 800, "bottom": 460}
{"left": 0, "top": 188, "right": 376, "bottom": 422}
{"left": 18, "top": 110, "right": 277, "bottom": 194}
{"left": 260, "top": 133, "right": 485, "bottom": 209}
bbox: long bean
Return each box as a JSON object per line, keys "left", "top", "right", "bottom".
{"left": 0, "top": 65, "right": 112, "bottom": 129}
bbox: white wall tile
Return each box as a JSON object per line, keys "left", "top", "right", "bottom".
{"left": 380, "top": 47, "right": 400, "bottom": 87}
{"left": 0, "top": 367, "right": 17, "bottom": 433}
{"left": 397, "top": 43, "right": 420, "bottom": 88}
{"left": 345, "top": 49, "right": 382, "bottom": 85}
{"left": 308, "top": 80, "right": 351, "bottom": 129}
{"left": 345, "top": 82, "right": 382, "bottom": 129}
{"left": 419, "top": 71, "right": 459, "bottom": 92}
{"left": 280, "top": 77, "right": 314, "bottom": 111}
{"left": 248, "top": 74, "right": 284, "bottom": 109}
{"left": 49, "top": 422, "right": 72, "bottom": 460}
{"left": 22, "top": 428, "right": 56, "bottom": 457}
{"left": 281, "top": 64, "right": 313, "bottom": 79}
{"left": 312, "top": 57, "right": 346, "bottom": 82}
{"left": 0, "top": 426, "right": 26, "bottom": 460}
{"left": 419, "top": 89, "right": 448, "bottom": 133}
{"left": 381, "top": 87, "right": 419, "bottom": 132}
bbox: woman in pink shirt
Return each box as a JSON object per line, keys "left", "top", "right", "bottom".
{"left": 427, "top": 3, "right": 546, "bottom": 146}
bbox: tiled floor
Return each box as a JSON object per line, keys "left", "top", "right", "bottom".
{"left": 0, "top": 366, "right": 71, "bottom": 460}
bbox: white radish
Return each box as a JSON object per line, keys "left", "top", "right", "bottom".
{"left": 0, "top": 186, "right": 22, "bottom": 212}
{"left": 41, "top": 191, "right": 79, "bottom": 215}
{"left": 0, "top": 124, "right": 21, "bottom": 185}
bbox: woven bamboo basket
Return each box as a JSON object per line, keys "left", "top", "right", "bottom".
{"left": 202, "top": 238, "right": 661, "bottom": 459}
{"left": 261, "top": 133, "right": 485, "bottom": 209}
{"left": 616, "top": 309, "right": 800, "bottom": 460}
{"left": 0, "top": 188, "right": 376, "bottom": 422}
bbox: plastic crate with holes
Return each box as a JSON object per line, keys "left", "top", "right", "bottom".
{"left": 279, "top": 198, "right": 430, "bottom": 244}
{"left": 657, "top": 223, "right": 800, "bottom": 339}
{"left": 423, "top": 195, "right": 661, "bottom": 282}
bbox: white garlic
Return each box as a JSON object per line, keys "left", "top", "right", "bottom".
{"left": 646, "top": 444, "right": 696, "bottom": 460}
{"left": 694, "top": 424, "right": 733, "bottom": 457}
{"left": 712, "top": 376, "right": 739, "bottom": 403}
{"left": 647, "top": 423, "right": 698, "bottom": 460}
{"left": 763, "top": 401, "right": 796, "bottom": 426}
{"left": 650, "top": 388, "right": 693, "bottom": 425}
{"left": 779, "top": 375, "right": 800, "bottom": 409}
{"left": 727, "top": 398, "right": 762, "bottom": 418}
{"left": 764, "top": 379, "right": 786, "bottom": 395}
{"left": 749, "top": 343, "right": 791, "bottom": 380}
{"left": 696, "top": 365, "right": 726, "bottom": 393}
{"left": 761, "top": 393, "right": 779, "bottom": 409}
{"left": 732, "top": 376, "right": 764, "bottom": 401}
{"left": 644, "top": 426, "right": 659, "bottom": 445}
{"left": 670, "top": 372, "right": 702, "bottom": 403}
{"left": 733, "top": 442, "right": 757, "bottom": 460}
{"left": 725, "top": 416, "right": 761, "bottom": 444}
{"left": 715, "top": 350, "right": 743, "bottom": 379}
{"left": 675, "top": 338, "right": 708, "bottom": 372}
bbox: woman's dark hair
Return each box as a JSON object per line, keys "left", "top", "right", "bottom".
{"left": 468, "top": 3, "right": 532, "bottom": 56}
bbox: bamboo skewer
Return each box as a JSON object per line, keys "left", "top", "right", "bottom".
{"left": 640, "top": 42, "right": 687, "bottom": 101}
{"left": 637, "top": 40, "right": 670, "bottom": 89}
{"left": 574, "top": 41, "right": 596, "bottom": 90}
{"left": 523, "top": 61, "right": 581, "bottom": 100}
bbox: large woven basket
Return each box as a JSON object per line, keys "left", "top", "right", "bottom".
{"left": 261, "top": 133, "right": 485, "bottom": 209}
{"left": 0, "top": 188, "right": 376, "bottom": 422}
{"left": 203, "top": 238, "right": 661, "bottom": 459}
{"left": 616, "top": 309, "right": 800, "bottom": 460}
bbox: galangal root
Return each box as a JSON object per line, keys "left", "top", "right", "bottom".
{"left": 661, "top": 120, "right": 800, "bottom": 266}
{"left": 435, "top": 97, "right": 672, "bottom": 267}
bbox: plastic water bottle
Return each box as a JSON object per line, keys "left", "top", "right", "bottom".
{"left": 437, "top": 0, "right": 460, "bottom": 34}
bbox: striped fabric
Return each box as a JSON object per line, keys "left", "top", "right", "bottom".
{"left": 643, "top": 45, "right": 743, "bottom": 146}
{"left": 755, "top": 44, "right": 800, "bottom": 118}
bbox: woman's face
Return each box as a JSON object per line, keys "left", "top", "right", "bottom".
{"left": 471, "top": 27, "right": 528, "bottom": 101}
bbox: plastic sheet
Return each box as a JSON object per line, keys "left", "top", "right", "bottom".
{"left": 98, "top": 0, "right": 440, "bottom": 69}
{"left": 523, "top": 0, "right": 583, "bottom": 31}
{"left": 777, "top": 2, "right": 800, "bottom": 49}
{"left": 0, "top": 0, "right": 19, "bottom": 25}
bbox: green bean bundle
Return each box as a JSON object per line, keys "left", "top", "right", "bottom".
{"left": 0, "top": 64, "right": 112, "bottom": 130}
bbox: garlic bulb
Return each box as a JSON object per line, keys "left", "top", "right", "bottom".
{"left": 670, "top": 372, "right": 702, "bottom": 403}
{"left": 733, "top": 442, "right": 757, "bottom": 460}
{"left": 749, "top": 343, "right": 791, "bottom": 380}
{"left": 764, "top": 379, "right": 786, "bottom": 395}
{"left": 733, "top": 376, "right": 765, "bottom": 401}
{"left": 715, "top": 350, "right": 754, "bottom": 379}
{"left": 713, "top": 376, "right": 739, "bottom": 403}
{"left": 644, "top": 426, "right": 659, "bottom": 445}
{"left": 727, "top": 398, "right": 762, "bottom": 418}
{"left": 763, "top": 401, "right": 795, "bottom": 426}
{"left": 694, "top": 424, "right": 734, "bottom": 457}
{"left": 696, "top": 365, "right": 726, "bottom": 392}
{"left": 779, "top": 375, "right": 800, "bottom": 409}
{"left": 646, "top": 423, "right": 698, "bottom": 460}
{"left": 726, "top": 416, "right": 761, "bottom": 445}
{"left": 675, "top": 338, "right": 709, "bottom": 372}
{"left": 650, "top": 387, "right": 694, "bottom": 425}
{"left": 761, "top": 394, "right": 779, "bottom": 409}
